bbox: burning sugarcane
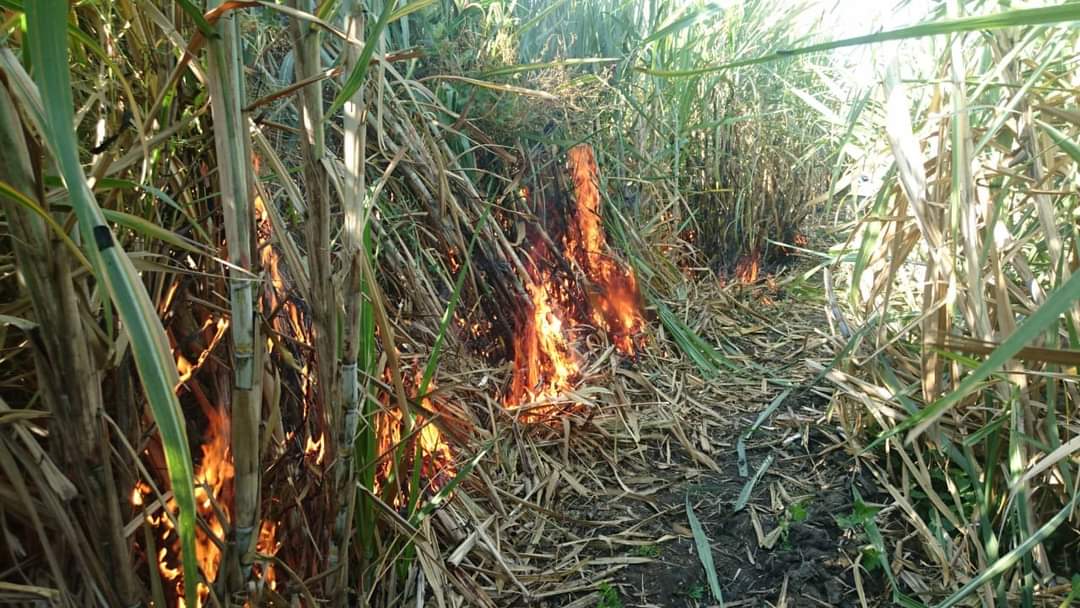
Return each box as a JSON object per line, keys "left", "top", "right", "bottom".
{"left": 507, "top": 144, "right": 648, "bottom": 413}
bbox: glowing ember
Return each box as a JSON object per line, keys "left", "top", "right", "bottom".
{"left": 159, "top": 547, "right": 180, "bottom": 581}
{"left": 131, "top": 480, "right": 151, "bottom": 507}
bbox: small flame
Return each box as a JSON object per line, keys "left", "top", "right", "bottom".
{"left": 735, "top": 252, "right": 760, "bottom": 284}
{"left": 305, "top": 433, "right": 326, "bottom": 465}
{"left": 375, "top": 370, "right": 456, "bottom": 501}
{"left": 255, "top": 520, "right": 281, "bottom": 590}
{"left": 256, "top": 196, "right": 309, "bottom": 346}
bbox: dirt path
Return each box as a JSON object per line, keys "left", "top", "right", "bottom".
{"left": 608, "top": 426, "right": 880, "bottom": 607}
{"left": 537, "top": 273, "right": 889, "bottom": 607}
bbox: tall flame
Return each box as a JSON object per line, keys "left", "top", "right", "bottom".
{"left": 192, "top": 404, "right": 232, "bottom": 591}
{"left": 139, "top": 193, "right": 292, "bottom": 607}
{"left": 564, "top": 145, "right": 645, "bottom": 356}
{"left": 135, "top": 393, "right": 233, "bottom": 606}
{"left": 507, "top": 145, "right": 646, "bottom": 410}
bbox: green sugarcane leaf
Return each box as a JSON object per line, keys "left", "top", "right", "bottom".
{"left": 644, "top": 5, "right": 1080, "bottom": 77}
{"left": 326, "top": 0, "right": 419, "bottom": 118}
{"left": 868, "top": 266, "right": 1080, "bottom": 448}
{"left": 935, "top": 491, "right": 1080, "bottom": 608}
{"left": 1037, "top": 119, "right": 1080, "bottom": 165}
{"left": 390, "top": 0, "right": 435, "bottom": 22}
{"left": 102, "top": 209, "right": 212, "bottom": 257}
{"left": 24, "top": 3, "right": 201, "bottom": 605}
{"left": 0, "top": 179, "right": 90, "bottom": 270}
{"left": 176, "top": 0, "right": 218, "bottom": 40}
{"left": 418, "top": 203, "right": 493, "bottom": 395}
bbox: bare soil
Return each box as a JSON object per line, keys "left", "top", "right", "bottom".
{"left": 550, "top": 420, "right": 887, "bottom": 608}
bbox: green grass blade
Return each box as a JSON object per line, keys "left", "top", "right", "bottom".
{"left": 413, "top": 444, "right": 490, "bottom": 522}
{"left": 852, "top": 489, "right": 927, "bottom": 607}
{"left": 644, "top": 4, "right": 723, "bottom": 45}
{"left": 733, "top": 453, "right": 773, "bottom": 512}
{"left": 316, "top": 0, "right": 342, "bottom": 20}
{"left": 650, "top": 296, "right": 737, "bottom": 376}
{"left": 737, "top": 390, "right": 791, "bottom": 477}
{"left": 686, "top": 495, "right": 724, "bottom": 606}
{"left": 1058, "top": 575, "right": 1080, "bottom": 608}
{"left": 517, "top": 0, "right": 573, "bottom": 35}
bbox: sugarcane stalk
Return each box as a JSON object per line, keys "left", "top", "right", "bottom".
{"left": 3, "top": 51, "right": 142, "bottom": 603}
{"left": 335, "top": 0, "right": 369, "bottom": 599}
{"left": 0, "top": 62, "right": 104, "bottom": 479}
{"left": 205, "top": 0, "right": 261, "bottom": 591}
{"left": 288, "top": 0, "right": 338, "bottom": 438}
{"left": 288, "top": 0, "right": 341, "bottom": 595}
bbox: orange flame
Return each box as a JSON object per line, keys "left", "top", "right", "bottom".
{"left": 734, "top": 252, "right": 760, "bottom": 284}
{"left": 149, "top": 325, "right": 234, "bottom": 606}
{"left": 506, "top": 145, "right": 647, "bottom": 411}
{"left": 256, "top": 196, "right": 309, "bottom": 347}
{"left": 564, "top": 145, "right": 646, "bottom": 356}
{"left": 193, "top": 399, "right": 233, "bottom": 587}
{"left": 509, "top": 275, "right": 581, "bottom": 407}
{"left": 375, "top": 370, "right": 456, "bottom": 501}
{"left": 255, "top": 520, "right": 280, "bottom": 590}
{"left": 140, "top": 192, "right": 308, "bottom": 606}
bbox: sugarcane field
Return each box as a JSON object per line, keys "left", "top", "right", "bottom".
{"left": 0, "top": 1, "right": 1078, "bottom": 606}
